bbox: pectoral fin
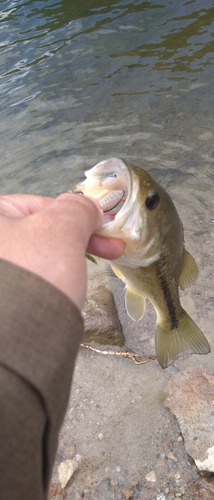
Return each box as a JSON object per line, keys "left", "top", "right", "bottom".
{"left": 125, "top": 288, "right": 146, "bottom": 322}
{"left": 111, "top": 265, "right": 146, "bottom": 321}
{"left": 179, "top": 248, "right": 199, "bottom": 290}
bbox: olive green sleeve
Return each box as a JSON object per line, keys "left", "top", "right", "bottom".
{"left": 0, "top": 259, "right": 84, "bottom": 500}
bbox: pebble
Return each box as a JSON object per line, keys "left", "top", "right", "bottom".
{"left": 146, "top": 470, "right": 156, "bottom": 482}
{"left": 140, "top": 332, "right": 149, "bottom": 341}
{"left": 121, "top": 489, "right": 134, "bottom": 500}
{"left": 198, "top": 131, "right": 213, "bottom": 140}
{"left": 58, "top": 455, "right": 81, "bottom": 489}
{"left": 169, "top": 471, "right": 176, "bottom": 478}
{"left": 168, "top": 452, "right": 178, "bottom": 462}
{"left": 156, "top": 461, "right": 165, "bottom": 468}
{"left": 98, "top": 433, "right": 104, "bottom": 440}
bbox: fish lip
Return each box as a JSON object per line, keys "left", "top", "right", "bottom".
{"left": 97, "top": 158, "right": 134, "bottom": 229}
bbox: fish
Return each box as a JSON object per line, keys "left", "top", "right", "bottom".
{"left": 75, "top": 158, "right": 210, "bottom": 368}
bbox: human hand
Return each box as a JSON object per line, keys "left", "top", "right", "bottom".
{"left": 0, "top": 193, "right": 125, "bottom": 310}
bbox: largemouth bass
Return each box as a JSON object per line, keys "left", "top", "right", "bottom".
{"left": 75, "top": 158, "right": 210, "bottom": 368}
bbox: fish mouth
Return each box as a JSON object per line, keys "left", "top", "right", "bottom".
{"left": 99, "top": 190, "right": 126, "bottom": 223}
{"left": 74, "top": 158, "right": 137, "bottom": 229}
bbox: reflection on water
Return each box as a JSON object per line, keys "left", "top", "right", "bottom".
{"left": 0, "top": 0, "right": 214, "bottom": 195}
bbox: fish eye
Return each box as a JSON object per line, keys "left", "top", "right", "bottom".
{"left": 146, "top": 191, "right": 160, "bottom": 210}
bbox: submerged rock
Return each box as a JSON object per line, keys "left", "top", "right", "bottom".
{"left": 164, "top": 366, "right": 214, "bottom": 473}
{"left": 82, "top": 285, "right": 124, "bottom": 346}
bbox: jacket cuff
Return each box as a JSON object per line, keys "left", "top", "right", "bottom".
{"left": 0, "top": 259, "right": 83, "bottom": 427}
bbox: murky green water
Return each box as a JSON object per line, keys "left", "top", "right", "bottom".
{"left": 1, "top": 1, "right": 214, "bottom": 498}
{"left": 1, "top": 0, "right": 214, "bottom": 195}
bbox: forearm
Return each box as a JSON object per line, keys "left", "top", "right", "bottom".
{"left": 0, "top": 259, "right": 83, "bottom": 499}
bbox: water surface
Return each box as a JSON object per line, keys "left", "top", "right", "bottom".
{"left": 1, "top": 0, "right": 214, "bottom": 194}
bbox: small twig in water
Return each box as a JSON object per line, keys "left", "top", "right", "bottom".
{"left": 80, "top": 343, "right": 156, "bottom": 365}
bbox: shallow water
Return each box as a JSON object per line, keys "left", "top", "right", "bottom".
{"left": 1, "top": 1, "right": 214, "bottom": 498}
{"left": 1, "top": 0, "right": 214, "bottom": 193}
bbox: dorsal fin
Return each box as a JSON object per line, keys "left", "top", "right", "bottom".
{"left": 179, "top": 248, "right": 198, "bottom": 290}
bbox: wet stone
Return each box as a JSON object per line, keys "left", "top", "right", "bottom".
{"left": 82, "top": 285, "right": 125, "bottom": 346}
{"left": 164, "top": 366, "right": 214, "bottom": 473}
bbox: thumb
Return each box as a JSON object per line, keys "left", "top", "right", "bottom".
{"left": 49, "top": 193, "right": 104, "bottom": 244}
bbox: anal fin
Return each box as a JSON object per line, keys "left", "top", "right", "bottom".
{"left": 125, "top": 288, "right": 146, "bottom": 322}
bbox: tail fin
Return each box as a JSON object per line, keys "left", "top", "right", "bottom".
{"left": 155, "top": 309, "right": 210, "bottom": 369}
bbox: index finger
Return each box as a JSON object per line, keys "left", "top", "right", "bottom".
{"left": 0, "top": 194, "right": 54, "bottom": 218}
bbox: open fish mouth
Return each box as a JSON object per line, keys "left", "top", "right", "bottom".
{"left": 99, "top": 190, "right": 126, "bottom": 222}
{"left": 74, "top": 158, "right": 137, "bottom": 228}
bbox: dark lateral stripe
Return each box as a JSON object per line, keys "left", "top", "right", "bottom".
{"left": 155, "top": 257, "right": 178, "bottom": 329}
